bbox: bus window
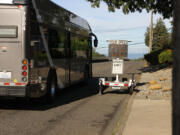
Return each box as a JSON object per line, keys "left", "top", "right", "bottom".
{"left": 0, "top": 26, "right": 17, "bottom": 38}
{"left": 48, "top": 29, "right": 66, "bottom": 59}
{"left": 70, "top": 34, "right": 89, "bottom": 83}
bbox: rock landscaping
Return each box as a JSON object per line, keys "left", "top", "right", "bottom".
{"left": 135, "top": 66, "right": 172, "bottom": 100}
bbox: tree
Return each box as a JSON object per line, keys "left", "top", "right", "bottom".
{"left": 173, "top": 0, "right": 180, "bottom": 135}
{"left": 87, "top": 0, "right": 173, "bottom": 18}
{"left": 92, "top": 48, "right": 105, "bottom": 58}
{"left": 145, "top": 18, "right": 170, "bottom": 51}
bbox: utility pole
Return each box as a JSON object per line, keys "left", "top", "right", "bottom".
{"left": 149, "top": 10, "right": 153, "bottom": 53}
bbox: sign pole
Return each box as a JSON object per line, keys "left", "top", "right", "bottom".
{"left": 115, "top": 74, "right": 119, "bottom": 82}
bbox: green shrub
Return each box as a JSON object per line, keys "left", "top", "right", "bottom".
{"left": 144, "top": 49, "right": 163, "bottom": 65}
{"left": 158, "top": 49, "right": 173, "bottom": 64}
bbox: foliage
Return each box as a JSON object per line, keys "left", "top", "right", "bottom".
{"left": 158, "top": 49, "right": 173, "bottom": 64}
{"left": 144, "top": 49, "right": 163, "bottom": 65}
{"left": 92, "top": 48, "right": 105, "bottom": 57}
{"left": 144, "top": 49, "right": 173, "bottom": 65}
{"left": 86, "top": 0, "right": 173, "bottom": 18}
{"left": 145, "top": 18, "right": 170, "bottom": 51}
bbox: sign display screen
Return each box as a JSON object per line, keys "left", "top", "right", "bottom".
{"left": 0, "top": 26, "right": 17, "bottom": 38}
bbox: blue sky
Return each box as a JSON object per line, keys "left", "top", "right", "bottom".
{"left": 52, "top": 0, "right": 171, "bottom": 58}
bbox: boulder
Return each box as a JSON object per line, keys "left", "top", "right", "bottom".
{"left": 149, "top": 80, "right": 157, "bottom": 85}
{"left": 149, "top": 84, "right": 162, "bottom": 90}
{"left": 159, "top": 77, "right": 167, "bottom": 81}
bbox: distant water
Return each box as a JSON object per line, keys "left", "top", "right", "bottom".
{"left": 128, "top": 53, "right": 145, "bottom": 59}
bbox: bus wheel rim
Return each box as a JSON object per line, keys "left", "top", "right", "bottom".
{"left": 51, "top": 83, "right": 55, "bottom": 97}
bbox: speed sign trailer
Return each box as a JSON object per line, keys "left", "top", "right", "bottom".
{"left": 98, "top": 58, "right": 136, "bottom": 95}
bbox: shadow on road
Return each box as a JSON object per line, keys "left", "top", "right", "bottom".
{"left": 92, "top": 58, "right": 109, "bottom": 63}
{"left": 0, "top": 77, "right": 131, "bottom": 111}
{"left": 0, "top": 78, "right": 101, "bottom": 111}
{"left": 138, "top": 64, "right": 170, "bottom": 73}
{"left": 136, "top": 82, "right": 148, "bottom": 86}
{"left": 103, "top": 89, "right": 130, "bottom": 95}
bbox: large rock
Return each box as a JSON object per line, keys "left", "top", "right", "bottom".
{"left": 162, "top": 83, "right": 172, "bottom": 91}
{"left": 159, "top": 77, "right": 167, "bottom": 81}
{"left": 149, "top": 80, "right": 157, "bottom": 85}
{"left": 149, "top": 84, "right": 162, "bottom": 90}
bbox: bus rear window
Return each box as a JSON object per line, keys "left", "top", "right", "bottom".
{"left": 0, "top": 26, "right": 17, "bottom": 38}
{"left": 0, "top": 0, "right": 28, "bottom": 4}
{"left": 0, "top": 0, "right": 13, "bottom": 4}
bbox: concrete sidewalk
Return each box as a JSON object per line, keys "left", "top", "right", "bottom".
{"left": 123, "top": 99, "right": 172, "bottom": 135}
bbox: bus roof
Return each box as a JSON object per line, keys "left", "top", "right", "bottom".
{"left": 51, "top": 1, "right": 91, "bottom": 31}
{"left": 0, "top": 0, "right": 92, "bottom": 32}
{"left": 36, "top": 0, "right": 92, "bottom": 32}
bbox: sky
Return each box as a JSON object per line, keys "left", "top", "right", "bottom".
{"left": 52, "top": 0, "right": 171, "bottom": 59}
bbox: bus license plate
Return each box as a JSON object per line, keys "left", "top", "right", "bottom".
{"left": 0, "top": 72, "right": 11, "bottom": 79}
{"left": 112, "top": 87, "right": 121, "bottom": 90}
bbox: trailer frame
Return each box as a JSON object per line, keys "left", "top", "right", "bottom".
{"left": 98, "top": 58, "right": 136, "bottom": 95}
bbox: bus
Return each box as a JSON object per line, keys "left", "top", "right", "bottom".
{"left": 0, "top": 0, "right": 98, "bottom": 103}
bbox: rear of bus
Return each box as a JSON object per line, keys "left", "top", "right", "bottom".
{"left": 0, "top": 0, "right": 28, "bottom": 97}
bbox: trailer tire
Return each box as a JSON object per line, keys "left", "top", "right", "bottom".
{"left": 128, "top": 86, "right": 133, "bottom": 95}
{"left": 99, "top": 84, "right": 104, "bottom": 95}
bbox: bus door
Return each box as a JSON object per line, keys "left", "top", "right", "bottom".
{"left": 0, "top": 5, "right": 25, "bottom": 84}
{"left": 47, "top": 29, "right": 70, "bottom": 88}
{"left": 67, "top": 31, "right": 71, "bottom": 85}
{"left": 70, "top": 33, "right": 89, "bottom": 84}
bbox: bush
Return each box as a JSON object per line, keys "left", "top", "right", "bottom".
{"left": 158, "top": 49, "right": 173, "bottom": 64}
{"left": 144, "top": 49, "right": 163, "bottom": 65}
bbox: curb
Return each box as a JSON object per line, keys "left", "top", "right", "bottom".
{"left": 112, "top": 92, "right": 135, "bottom": 135}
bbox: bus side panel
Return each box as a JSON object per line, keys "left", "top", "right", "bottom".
{"left": 28, "top": 8, "right": 51, "bottom": 98}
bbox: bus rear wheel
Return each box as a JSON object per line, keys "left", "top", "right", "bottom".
{"left": 46, "top": 76, "right": 57, "bottom": 104}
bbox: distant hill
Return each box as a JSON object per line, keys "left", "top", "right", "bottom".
{"left": 128, "top": 53, "right": 145, "bottom": 59}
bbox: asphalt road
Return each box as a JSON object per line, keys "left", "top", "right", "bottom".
{"left": 0, "top": 60, "right": 145, "bottom": 135}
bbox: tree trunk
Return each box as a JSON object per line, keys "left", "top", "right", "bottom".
{"left": 173, "top": 0, "right": 180, "bottom": 134}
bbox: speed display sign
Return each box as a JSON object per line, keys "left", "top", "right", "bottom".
{"left": 112, "top": 59, "right": 124, "bottom": 74}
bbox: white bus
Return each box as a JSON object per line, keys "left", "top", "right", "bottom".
{"left": 0, "top": 0, "right": 98, "bottom": 103}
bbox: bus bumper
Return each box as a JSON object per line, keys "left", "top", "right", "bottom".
{"left": 0, "top": 84, "right": 46, "bottom": 98}
{"left": 0, "top": 86, "right": 26, "bottom": 97}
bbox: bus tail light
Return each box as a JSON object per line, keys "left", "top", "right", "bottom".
{"left": 22, "top": 59, "right": 28, "bottom": 81}
{"left": 17, "top": 5, "right": 22, "bottom": 8}
{"left": 22, "top": 65, "right": 27, "bottom": 70}
{"left": 22, "top": 71, "right": 27, "bottom": 76}
{"left": 22, "top": 60, "right": 28, "bottom": 65}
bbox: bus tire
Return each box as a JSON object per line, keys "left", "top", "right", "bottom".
{"left": 46, "top": 73, "right": 57, "bottom": 104}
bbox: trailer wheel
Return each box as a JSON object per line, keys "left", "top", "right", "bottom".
{"left": 99, "top": 84, "right": 104, "bottom": 95}
{"left": 128, "top": 86, "right": 134, "bottom": 95}
{"left": 46, "top": 75, "right": 57, "bottom": 104}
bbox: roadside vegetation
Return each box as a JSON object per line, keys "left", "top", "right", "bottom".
{"left": 87, "top": 0, "right": 173, "bottom": 66}
{"left": 144, "top": 18, "right": 173, "bottom": 66}
{"left": 92, "top": 48, "right": 106, "bottom": 59}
